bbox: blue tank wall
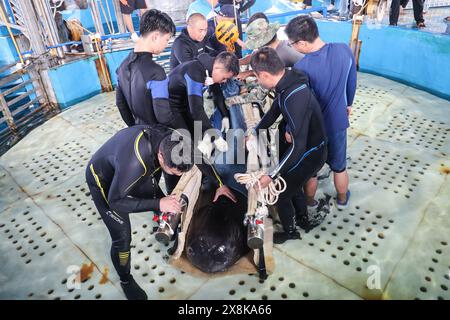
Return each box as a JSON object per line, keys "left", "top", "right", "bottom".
{"left": 313, "top": 20, "right": 450, "bottom": 99}
{"left": 45, "top": 50, "right": 132, "bottom": 109}
{"left": 0, "top": 36, "right": 18, "bottom": 70}
{"left": 105, "top": 50, "right": 132, "bottom": 85}
{"left": 47, "top": 57, "right": 102, "bottom": 109}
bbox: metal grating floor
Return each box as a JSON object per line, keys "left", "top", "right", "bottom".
{"left": 0, "top": 73, "right": 449, "bottom": 300}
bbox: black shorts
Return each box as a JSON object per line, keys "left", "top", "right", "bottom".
{"left": 120, "top": 0, "right": 147, "bottom": 14}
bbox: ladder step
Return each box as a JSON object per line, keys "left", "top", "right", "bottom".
{"left": 11, "top": 96, "right": 40, "bottom": 117}
{"left": 0, "top": 62, "right": 17, "bottom": 75}
{"left": 0, "top": 72, "right": 22, "bottom": 88}
{"left": 1, "top": 79, "right": 34, "bottom": 97}
{"left": 7, "top": 89, "right": 35, "bottom": 107}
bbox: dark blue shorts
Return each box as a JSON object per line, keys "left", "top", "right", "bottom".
{"left": 120, "top": 0, "right": 147, "bottom": 14}
{"left": 326, "top": 129, "right": 347, "bottom": 173}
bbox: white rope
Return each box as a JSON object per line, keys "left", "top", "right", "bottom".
{"left": 235, "top": 171, "right": 286, "bottom": 206}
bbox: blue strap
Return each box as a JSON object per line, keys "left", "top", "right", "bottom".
{"left": 287, "top": 140, "right": 326, "bottom": 174}
{"left": 184, "top": 74, "right": 203, "bottom": 97}
{"left": 146, "top": 78, "right": 169, "bottom": 99}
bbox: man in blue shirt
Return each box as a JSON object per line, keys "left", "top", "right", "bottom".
{"left": 285, "top": 15, "right": 357, "bottom": 210}
{"left": 186, "top": 0, "right": 219, "bottom": 21}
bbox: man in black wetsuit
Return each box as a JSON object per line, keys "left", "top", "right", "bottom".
{"left": 115, "top": 9, "right": 175, "bottom": 126}
{"left": 86, "top": 125, "right": 236, "bottom": 300}
{"left": 157, "top": 52, "right": 239, "bottom": 155}
{"left": 249, "top": 47, "right": 328, "bottom": 244}
{"left": 170, "top": 13, "right": 208, "bottom": 71}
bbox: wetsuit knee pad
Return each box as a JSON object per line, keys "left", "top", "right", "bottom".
{"left": 111, "top": 229, "right": 132, "bottom": 251}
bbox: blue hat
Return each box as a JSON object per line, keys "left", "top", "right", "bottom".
{"left": 217, "top": 4, "right": 237, "bottom": 19}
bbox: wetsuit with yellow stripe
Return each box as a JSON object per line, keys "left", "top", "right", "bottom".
{"left": 85, "top": 125, "right": 170, "bottom": 282}
{"left": 85, "top": 124, "right": 223, "bottom": 282}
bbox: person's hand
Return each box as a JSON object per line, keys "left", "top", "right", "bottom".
{"left": 120, "top": 0, "right": 130, "bottom": 7}
{"left": 236, "top": 38, "right": 246, "bottom": 49}
{"left": 256, "top": 175, "right": 273, "bottom": 190}
{"left": 213, "top": 185, "right": 237, "bottom": 203}
{"left": 221, "top": 117, "right": 230, "bottom": 133}
{"left": 239, "top": 54, "right": 252, "bottom": 66}
{"left": 237, "top": 70, "right": 254, "bottom": 81}
{"left": 285, "top": 131, "right": 292, "bottom": 144}
{"left": 198, "top": 133, "right": 213, "bottom": 157}
{"left": 347, "top": 106, "right": 352, "bottom": 117}
{"left": 205, "top": 70, "right": 214, "bottom": 86}
{"left": 159, "top": 195, "right": 182, "bottom": 213}
{"left": 214, "top": 136, "right": 228, "bottom": 152}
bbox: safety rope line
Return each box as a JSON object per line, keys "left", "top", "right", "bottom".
{"left": 235, "top": 171, "right": 287, "bottom": 206}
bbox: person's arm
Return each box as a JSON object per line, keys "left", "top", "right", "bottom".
{"left": 210, "top": 83, "right": 229, "bottom": 118}
{"left": 239, "top": 54, "right": 251, "bottom": 66}
{"left": 184, "top": 66, "right": 214, "bottom": 131}
{"left": 108, "top": 163, "right": 161, "bottom": 214}
{"left": 147, "top": 66, "right": 173, "bottom": 126}
{"left": 268, "top": 87, "right": 311, "bottom": 179}
{"left": 346, "top": 53, "right": 357, "bottom": 110}
{"left": 253, "top": 96, "right": 281, "bottom": 133}
{"left": 116, "top": 82, "right": 135, "bottom": 127}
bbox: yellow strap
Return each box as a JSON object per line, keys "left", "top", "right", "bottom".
{"left": 202, "top": 157, "right": 223, "bottom": 187}
{"left": 90, "top": 164, "right": 109, "bottom": 204}
{"left": 124, "top": 131, "right": 148, "bottom": 192}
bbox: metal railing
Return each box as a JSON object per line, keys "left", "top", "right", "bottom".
{"left": 0, "top": 63, "right": 57, "bottom": 155}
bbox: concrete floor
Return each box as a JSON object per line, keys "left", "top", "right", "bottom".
{"left": 0, "top": 72, "right": 449, "bottom": 300}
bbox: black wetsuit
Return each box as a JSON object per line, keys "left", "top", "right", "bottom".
{"left": 254, "top": 69, "right": 328, "bottom": 232}
{"left": 159, "top": 53, "right": 227, "bottom": 134}
{"left": 85, "top": 125, "right": 172, "bottom": 282}
{"left": 170, "top": 28, "right": 207, "bottom": 71}
{"left": 115, "top": 51, "right": 171, "bottom": 126}
{"left": 85, "top": 125, "right": 225, "bottom": 282}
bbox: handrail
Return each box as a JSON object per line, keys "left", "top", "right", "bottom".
{"left": 19, "top": 6, "right": 328, "bottom": 56}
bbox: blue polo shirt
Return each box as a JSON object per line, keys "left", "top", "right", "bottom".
{"left": 294, "top": 43, "right": 357, "bottom": 136}
{"left": 186, "top": 0, "right": 219, "bottom": 21}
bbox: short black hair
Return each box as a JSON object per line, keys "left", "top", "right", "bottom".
{"left": 250, "top": 47, "right": 284, "bottom": 75}
{"left": 215, "top": 52, "right": 240, "bottom": 76}
{"left": 285, "top": 15, "right": 319, "bottom": 43}
{"left": 159, "top": 133, "right": 193, "bottom": 173}
{"left": 139, "top": 9, "right": 176, "bottom": 37}
{"left": 248, "top": 12, "right": 269, "bottom": 25}
{"left": 187, "top": 13, "right": 207, "bottom": 25}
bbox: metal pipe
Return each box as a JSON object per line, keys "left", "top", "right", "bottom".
{"left": 112, "top": 0, "right": 126, "bottom": 34}
{"left": 17, "top": 0, "right": 47, "bottom": 57}
{"left": 34, "top": 0, "right": 65, "bottom": 59}
{"left": 89, "top": 0, "right": 105, "bottom": 35}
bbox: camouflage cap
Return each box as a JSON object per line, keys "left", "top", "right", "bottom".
{"left": 245, "top": 18, "right": 280, "bottom": 50}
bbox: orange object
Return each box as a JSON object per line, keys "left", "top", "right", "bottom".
{"left": 215, "top": 20, "right": 239, "bottom": 53}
